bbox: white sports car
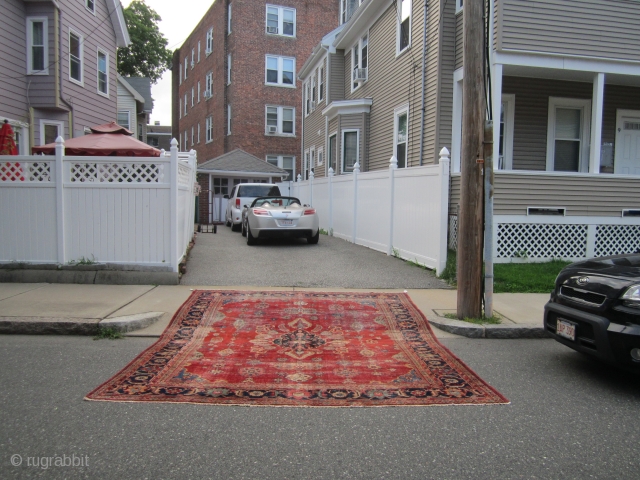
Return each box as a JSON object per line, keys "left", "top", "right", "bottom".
{"left": 241, "top": 196, "right": 320, "bottom": 245}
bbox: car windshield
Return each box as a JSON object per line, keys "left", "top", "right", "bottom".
{"left": 251, "top": 196, "right": 301, "bottom": 207}
{"left": 237, "top": 185, "right": 280, "bottom": 197}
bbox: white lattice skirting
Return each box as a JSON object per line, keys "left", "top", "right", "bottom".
{"left": 448, "top": 215, "right": 640, "bottom": 262}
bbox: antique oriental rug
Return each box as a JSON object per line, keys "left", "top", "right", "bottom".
{"left": 86, "top": 291, "right": 509, "bottom": 407}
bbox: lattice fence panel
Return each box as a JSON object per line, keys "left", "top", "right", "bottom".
{"left": 25, "top": 162, "right": 51, "bottom": 182}
{"left": 448, "top": 215, "right": 458, "bottom": 250}
{"left": 70, "top": 163, "right": 162, "bottom": 183}
{"left": 595, "top": 225, "right": 640, "bottom": 257}
{"left": 1, "top": 162, "right": 25, "bottom": 181}
{"left": 496, "top": 223, "right": 588, "bottom": 259}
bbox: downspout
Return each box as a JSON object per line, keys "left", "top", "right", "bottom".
{"left": 57, "top": 6, "right": 74, "bottom": 137}
{"left": 321, "top": 46, "right": 330, "bottom": 177}
{"left": 418, "top": 0, "right": 428, "bottom": 165}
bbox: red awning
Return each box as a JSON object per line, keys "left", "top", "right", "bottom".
{"left": 32, "top": 122, "right": 161, "bottom": 157}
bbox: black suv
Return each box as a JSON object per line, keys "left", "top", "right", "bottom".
{"left": 544, "top": 254, "right": 640, "bottom": 372}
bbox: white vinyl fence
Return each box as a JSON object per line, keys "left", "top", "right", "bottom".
{"left": 278, "top": 148, "right": 451, "bottom": 274}
{"left": 0, "top": 138, "right": 196, "bottom": 272}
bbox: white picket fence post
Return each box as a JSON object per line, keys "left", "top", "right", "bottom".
{"left": 437, "top": 147, "right": 451, "bottom": 275}
{"left": 328, "top": 166, "right": 334, "bottom": 235}
{"left": 55, "top": 136, "right": 66, "bottom": 264}
{"left": 387, "top": 155, "right": 398, "bottom": 256}
{"left": 170, "top": 138, "right": 179, "bottom": 273}
{"left": 309, "top": 169, "right": 314, "bottom": 206}
{"left": 352, "top": 161, "right": 360, "bottom": 243}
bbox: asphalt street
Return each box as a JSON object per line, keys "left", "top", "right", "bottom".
{"left": 181, "top": 225, "right": 450, "bottom": 289}
{"left": 1, "top": 334, "right": 639, "bottom": 479}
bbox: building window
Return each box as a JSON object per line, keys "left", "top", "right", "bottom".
{"left": 27, "top": 18, "right": 48, "bottom": 74}
{"left": 265, "top": 55, "right": 295, "bottom": 87}
{"left": 228, "top": 3, "right": 232, "bottom": 34}
{"left": 213, "top": 177, "right": 229, "bottom": 195}
{"left": 86, "top": 0, "right": 95, "bottom": 13}
{"left": 191, "top": 126, "right": 194, "bottom": 146}
{"left": 117, "top": 111, "right": 130, "bottom": 130}
{"left": 206, "top": 28, "right": 213, "bottom": 54}
{"left": 184, "top": 58, "right": 188, "bottom": 79}
{"left": 398, "top": 0, "right": 412, "bottom": 54}
{"left": 304, "top": 82, "right": 310, "bottom": 116}
{"left": 184, "top": 94, "right": 187, "bottom": 115}
{"left": 179, "top": 98, "right": 182, "bottom": 119}
{"left": 317, "top": 146, "right": 324, "bottom": 166}
{"left": 205, "top": 72, "right": 213, "bottom": 99}
{"left": 318, "top": 65, "right": 324, "bottom": 102}
{"left": 310, "top": 146, "right": 316, "bottom": 176}
{"left": 351, "top": 33, "right": 368, "bottom": 91}
{"left": 198, "top": 81, "right": 201, "bottom": 102}
{"left": 40, "top": 120, "right": 63, "bottom": 145}
{"left": 267, "top": 155, "right": 295, "bottom": 181}
{"left": 456, "top": 0, "right": 463, "bottom": 14}
{"left": 266, "top": 106, "right": 294, "bottom": 135}
{"left": 303, "top": 149, "right": 309, "bottom": 180}
{"left": 198, "top": 41, "right": 201, "bottom": 62}
{"left": 311, "top": 75, "right": 316, "bottom": 102}
{"left": 342, "top": 129, "right": 359, "bottom": 173}
{"left": 227, "top": 55, "right": 231, "bottom": 85}
{"left": 205, "top": 116, "right": 213, "bottom": 143}
{"left": 499, "top": 94, "right": 515, "bottom": 170}
{"left": 394, "top": 105, "right": 409, "bottom": 168}
{"left": 150, "top": 137, "right": 159, "bottom": 147}
{"left": 227, "top": 104, "right": 232, "bottom": 135}
{"left": 266, "top": 5, "right": 296, "bottom": 37}
{"left": 197, "top": 123, "right": 201, "bottom": 143}
{"left": 329, "top": 133, "right": 337, "bottom": 172}
{"left": 97, "top": 49, "right": 108, "bottom": 95}
{"left": 191, "top": 87, "right": 194, "bottom": 107}
{"left": 546, "top": 97, "right": 591, "bottom": 172}
{"left": 69, "top": 30, "right": 83, "bottom": 83}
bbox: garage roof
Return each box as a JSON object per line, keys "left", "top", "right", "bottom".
{"left": 197, "top": 149, "right": 289, "bottom": 178}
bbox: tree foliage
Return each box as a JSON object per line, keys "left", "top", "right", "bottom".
{"left": 117, "top": 0, "right": 172, "bottom": 83}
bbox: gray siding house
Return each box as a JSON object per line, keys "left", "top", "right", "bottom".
{"left": 117, "top": 76, "right": 153, "bottom": 143}
{"left": 1, "top": 0, "right": 129, "bottom": 153}
{"left": 300, "top": 0, "right": 640, "bottom": 262}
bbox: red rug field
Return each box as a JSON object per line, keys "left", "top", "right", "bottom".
{"left": 86, "top": 291, "right": 509, "bottom": 407}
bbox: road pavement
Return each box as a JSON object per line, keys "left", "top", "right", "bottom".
{"left": 1, "top": 334, "right": 639, "bottom": 479}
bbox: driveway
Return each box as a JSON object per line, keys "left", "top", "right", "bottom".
{"left": 180, "top": 226, "right": 450, "bottom": 288}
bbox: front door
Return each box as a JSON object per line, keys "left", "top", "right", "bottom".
{"left": 615, "top": 111, "right": 640, "bottom": 175}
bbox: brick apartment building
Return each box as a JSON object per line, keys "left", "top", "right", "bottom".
{"left": 172, "top": 0, "right": 340, "bottom": 192}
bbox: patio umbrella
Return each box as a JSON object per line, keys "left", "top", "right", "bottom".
{"left": 32, "top": 122, "right": 161, "bottom": 157}
{"left": 0, "top": 119, "right": 18, "bottom": 155}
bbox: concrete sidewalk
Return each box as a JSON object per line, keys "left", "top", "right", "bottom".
{"left": 0, "top": 283, "right": 549, "bottom": 339}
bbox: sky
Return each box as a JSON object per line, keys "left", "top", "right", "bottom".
{"left": 121, "top": 0, "right": 213, "bottom": 126}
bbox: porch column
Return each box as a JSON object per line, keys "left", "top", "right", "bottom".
{"left": 492, "top": 64, "right": 503, "bottom": 170}
{"left": 589, "top": 72, "right": 605, "bottom": 174}
{"left": 452, "top": 69, "right": 463, "bottom": 173}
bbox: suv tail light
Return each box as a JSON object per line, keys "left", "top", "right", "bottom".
{"left": 236, "top": 198, "right": 241, "bottom": 208}
{"left": 303, "top": 208, "right": 316, "bottom": 215}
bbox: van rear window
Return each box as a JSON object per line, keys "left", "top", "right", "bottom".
{"left": 237, "top": 185, "right": 280, "bottom": 197}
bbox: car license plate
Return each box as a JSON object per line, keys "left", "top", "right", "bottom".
{"left": 556, "top": 318, "right": 576, "bottom": 341}
{"left": 280, "top": 219, "right": 293, "bottom": 226}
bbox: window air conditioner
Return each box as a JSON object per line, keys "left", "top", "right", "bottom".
{"left": 205, "top": 48, "right": 212, "bottom": 56}
{"left": 310, "top": 101, "right": 316, "bottom": 111}
{"left": 191, "top": 60, "right": 195, "bottom": 69}
{"left": 353, "top": 67, "right": 368, "bottom": 82}
{"left": 204, "top": 89, "right": 212, "bottom": 99}
{"left": 267, "top": 125, "right": 278, "bottom": 134}
{"left": 267, "top": 26, "right": 278, "bottom": 34}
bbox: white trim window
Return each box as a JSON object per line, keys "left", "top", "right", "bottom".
{"left": 266, "top": 106, "right": 295, "bottom": 135}
{"left": 205, "top": 72, "right": 213, "bottom": 99}
{"left": 27, "top": 17, "right": 48, "bottom": 75}
{"left": 351, "top": 33, "right": 368, "bottom": 91}
{"left": 206, "top": 27, "right": 213, "bottom": 55}
{"left": 197, "top": 123, "right": 201, "bottom": 143}
{"left": 499, "top": 94, "right": 515, "bottom": 170}
{"left": 184, "top": 94, "right": 187, "bottom": 116}
{"left": 546, "top": 97, "right": 591, "bottom": 172}
{"left": 310, "top": 146, "right": 316, "bottom": 176}
{"left": 191, "top": 48, "right": 195, "bottom": 69}
{"left": 198, "top": 81, "right": 201, "bottom": 103}
{"left": 69, "top": 30, "right": 83, "bottom": 84}
{"left": 184, "top": 58, "right": 188, "bottom": 79}
{"left": 86, "top": 0, "right": 95, "bottom": 14}
{"left": 340, "top": 0, "right": 364, "bottom": 25}
{"left": 328, "top": 133, "right": 337, "bottom": 172}
{"left": 198, "top": 41, "right": 201, "bottom": 62}
{"left": 191, "top": 126, "right": 194, "bottom": 147}
{"left": 179, "top": 98, "right": 182, "bottom": 119}
{"left": 394, "top": 105, "right": 409, "bottom": 168}
{"left": 304, "top": 81, "right": 311, "bottom": 116}
{"left": 342, "top": 129, "right": 359, "bottom": 173}
{"left": 311, "top": 75, "right": 316, "bottom": 105}
{"left": 228, "top": 3, "right": 232, "bottom": 34}
{"left": 205, "top": 116, "right": 213, "bottom": 143}
{"left": 267, "top": 155, "right": 295, "bottom": 181}
{"left": 227, "top": 54, "right": 231, "bottom": 85}
{"left": 266, "top": 5, "right": 296, "bottom": 37}
{"left": 227, "top": 104, "right": 232, "bottom": 135}
{"left": 191, "top": 87, "right": 195, "bottom": 107}
{"left": 456, "top": 0, "right": 463, "bottom": 14}
{"left": 266, "top": 55, "right": 295, "bottom": 87}
{"left": 397, "top": 0, "right": 412, "bottom": 54}
{"left": 97, "top": 49, "right": 108, "bottom": 96}
{"left": 40, "top": 120, "right": 63, "bottom": 145}
{"left": 117, "top": 111, "right": 130, "bottom": 131}
{"left": 318, "top": 65, "right": 324, "bottom": 102}
{"left": 317, "top": 146, "right": 324, "bottom": 166}
{"left": 303, "top": 149, "right": 310, "bottom": 180}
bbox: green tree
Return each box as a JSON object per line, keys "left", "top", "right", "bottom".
{"left": 117, "top": 0, "right": 172, "bottom": 83}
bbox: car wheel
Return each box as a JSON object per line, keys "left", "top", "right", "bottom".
{"left": 307, "top": 230, "right": 320, "bottom": 244}
{"left": 231, "top": 221, "right": 241, "bottom": 232}
{"left": 246, "top": 224, "right": 257, "bottom": 245}
{"left": 241, "top": 220, "right": 247, "bottom": 237}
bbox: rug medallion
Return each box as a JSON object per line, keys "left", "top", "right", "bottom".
{"left": 86, "top": 291, "right": 508, "bottom": 406}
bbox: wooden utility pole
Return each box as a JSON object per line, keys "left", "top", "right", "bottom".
{"left": 457, "top": 0, "right": 486, "bottom": 319}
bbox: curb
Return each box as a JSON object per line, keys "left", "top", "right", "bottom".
{"left": 0, "top": 312, "right": 163, "bottom": 336}
{"left": 429, "top": 315, "right": 549, "bottom": 339}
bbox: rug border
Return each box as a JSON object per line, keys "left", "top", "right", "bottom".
{"left": 85, "top": 290, "right": 510, "bottom": 406}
